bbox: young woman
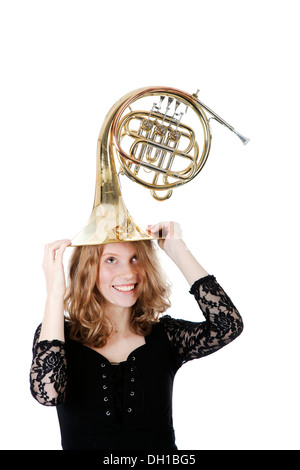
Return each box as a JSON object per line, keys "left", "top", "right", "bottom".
{"left": 30, "top": 221, "right": 243, "bottom": 450}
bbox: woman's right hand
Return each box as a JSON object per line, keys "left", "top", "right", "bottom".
{"left": 42, "top": 239, "right": 71, "bottom": 298}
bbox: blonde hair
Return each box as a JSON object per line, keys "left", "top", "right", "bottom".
{"left": 64, "top": 240, "right": 171, "bottom": 347}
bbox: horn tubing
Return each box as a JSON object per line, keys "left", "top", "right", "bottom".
{"left": 195, "top": 97, "right": 249, "bottom": 145}
{"left": 111, "top": 87, "right": 200, "bottom": 166}
{"left": 112, "top": 88, "right": 211, "bottom": 192}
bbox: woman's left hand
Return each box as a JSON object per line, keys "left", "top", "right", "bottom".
{"left": 147, "top": 221, "right": 209, "bottom": 283}
{"left": 147, "top": 221, "right": 183, "bottom": 255}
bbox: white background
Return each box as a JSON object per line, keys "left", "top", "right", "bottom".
{"left": 1, "top": 0, "right": 299, "bottom": 450}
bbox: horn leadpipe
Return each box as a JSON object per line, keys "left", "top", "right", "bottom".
{"left": 195, "top": 96, "right": 250, "bottom": 145}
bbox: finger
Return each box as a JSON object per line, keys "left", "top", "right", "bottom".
{"left": 44, "top": 239, "right": 71, "bottom": 250}
{"left": 55, "top": 240, "right": 71, "bottom": 260}
{"left": 44, "top": 239, "right": 70, "bottom": 256}
{"left": 147, "top": 224, "right": 163, "bottom": 239}
{"left": 44, "top": 239, "right": 71, "bottom": 264}
{"left": 147, "top": 222, "right": 167, "bottom": 233}
{"left": 147, "top": 222, "right": 175, "bottom": 239}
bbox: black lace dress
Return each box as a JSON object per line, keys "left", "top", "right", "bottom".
{"left": 30, "top": 275, "right": 243, "bottom": 450}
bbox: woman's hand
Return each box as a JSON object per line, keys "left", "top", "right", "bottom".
{"left": 42, "top": 239, "right": 71, "bottom": 298}
{"left": 147, "top": 222, "right": 209, "bottom": 285}
{"left": 39, "top": 239, "right": 70, "bottom": 342}
{"left": 147, "top": 221, "right": 184, "bottom": 257}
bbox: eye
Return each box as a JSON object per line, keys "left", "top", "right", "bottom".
{"left": 131, "top": 255, "right": 138, "bottom": 263}
{"left": 106, "top": 257, "right": 116, "bottom": 264}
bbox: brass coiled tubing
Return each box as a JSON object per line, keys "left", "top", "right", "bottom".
{"left": 71, "top": 86, "right": 249, "bottom": 246}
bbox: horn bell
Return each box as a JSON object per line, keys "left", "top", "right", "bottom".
{"left": 71, "top": 89, "right": 153, "bottom": 246}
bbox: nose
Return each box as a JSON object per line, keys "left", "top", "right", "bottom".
{"left": 117, "top": 262, "right": 137, "bottom": 280}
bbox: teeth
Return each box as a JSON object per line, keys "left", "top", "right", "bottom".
{"left": 114, "top": 284, "right": 135, "bottom": 292}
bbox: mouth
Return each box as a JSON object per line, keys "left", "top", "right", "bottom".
{"left": 113, "top": 283, "right": 137, "bottom": 293}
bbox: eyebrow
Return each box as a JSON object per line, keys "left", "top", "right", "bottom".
{"left": 102, "top": 252, "right": 137, "bottom": 257}
{"left": 102, "top": 253, "right": 118, "bottom": 256}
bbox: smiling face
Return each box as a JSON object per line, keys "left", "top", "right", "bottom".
{"left": 97, "top": 242, "right": 145, "bottom": 312}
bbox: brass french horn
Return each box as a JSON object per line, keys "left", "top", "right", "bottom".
{"left": 71, "top": 86, "right": 249, "bottom": 246}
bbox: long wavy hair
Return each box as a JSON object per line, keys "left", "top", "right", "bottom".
{"left": 64, "top": 240, "right": 171, "bottom": 348}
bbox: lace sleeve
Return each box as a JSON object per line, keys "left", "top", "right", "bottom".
{"left": 29, "top": 324, "right": 67, "bottom": 406}
{"left": 160, "top": 275, "right": 243, "bottom": 367}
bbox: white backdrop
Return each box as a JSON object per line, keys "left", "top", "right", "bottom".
{"left": 1, "top": 0, "right": 299, "bottom": 450}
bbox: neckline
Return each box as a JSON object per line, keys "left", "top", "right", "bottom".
{"left": 83, "top": 336, "right": 148, "bottom": 365}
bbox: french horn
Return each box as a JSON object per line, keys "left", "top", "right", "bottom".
{"left": 71, "top": 86, "right": 249, "bottom": 246}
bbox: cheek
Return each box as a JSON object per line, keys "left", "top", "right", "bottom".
{"left": 97, "top": 265, "right": 114, "bottom": 292}
{"left": 97, "top": 277, "right": 113, "bottom": 303}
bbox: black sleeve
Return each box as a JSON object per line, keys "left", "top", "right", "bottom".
{"left": 160, "top": 275, "right": 243, "bottom": 368}
{"left": 29, "top": 324, "right": 67, "bottom": 406}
